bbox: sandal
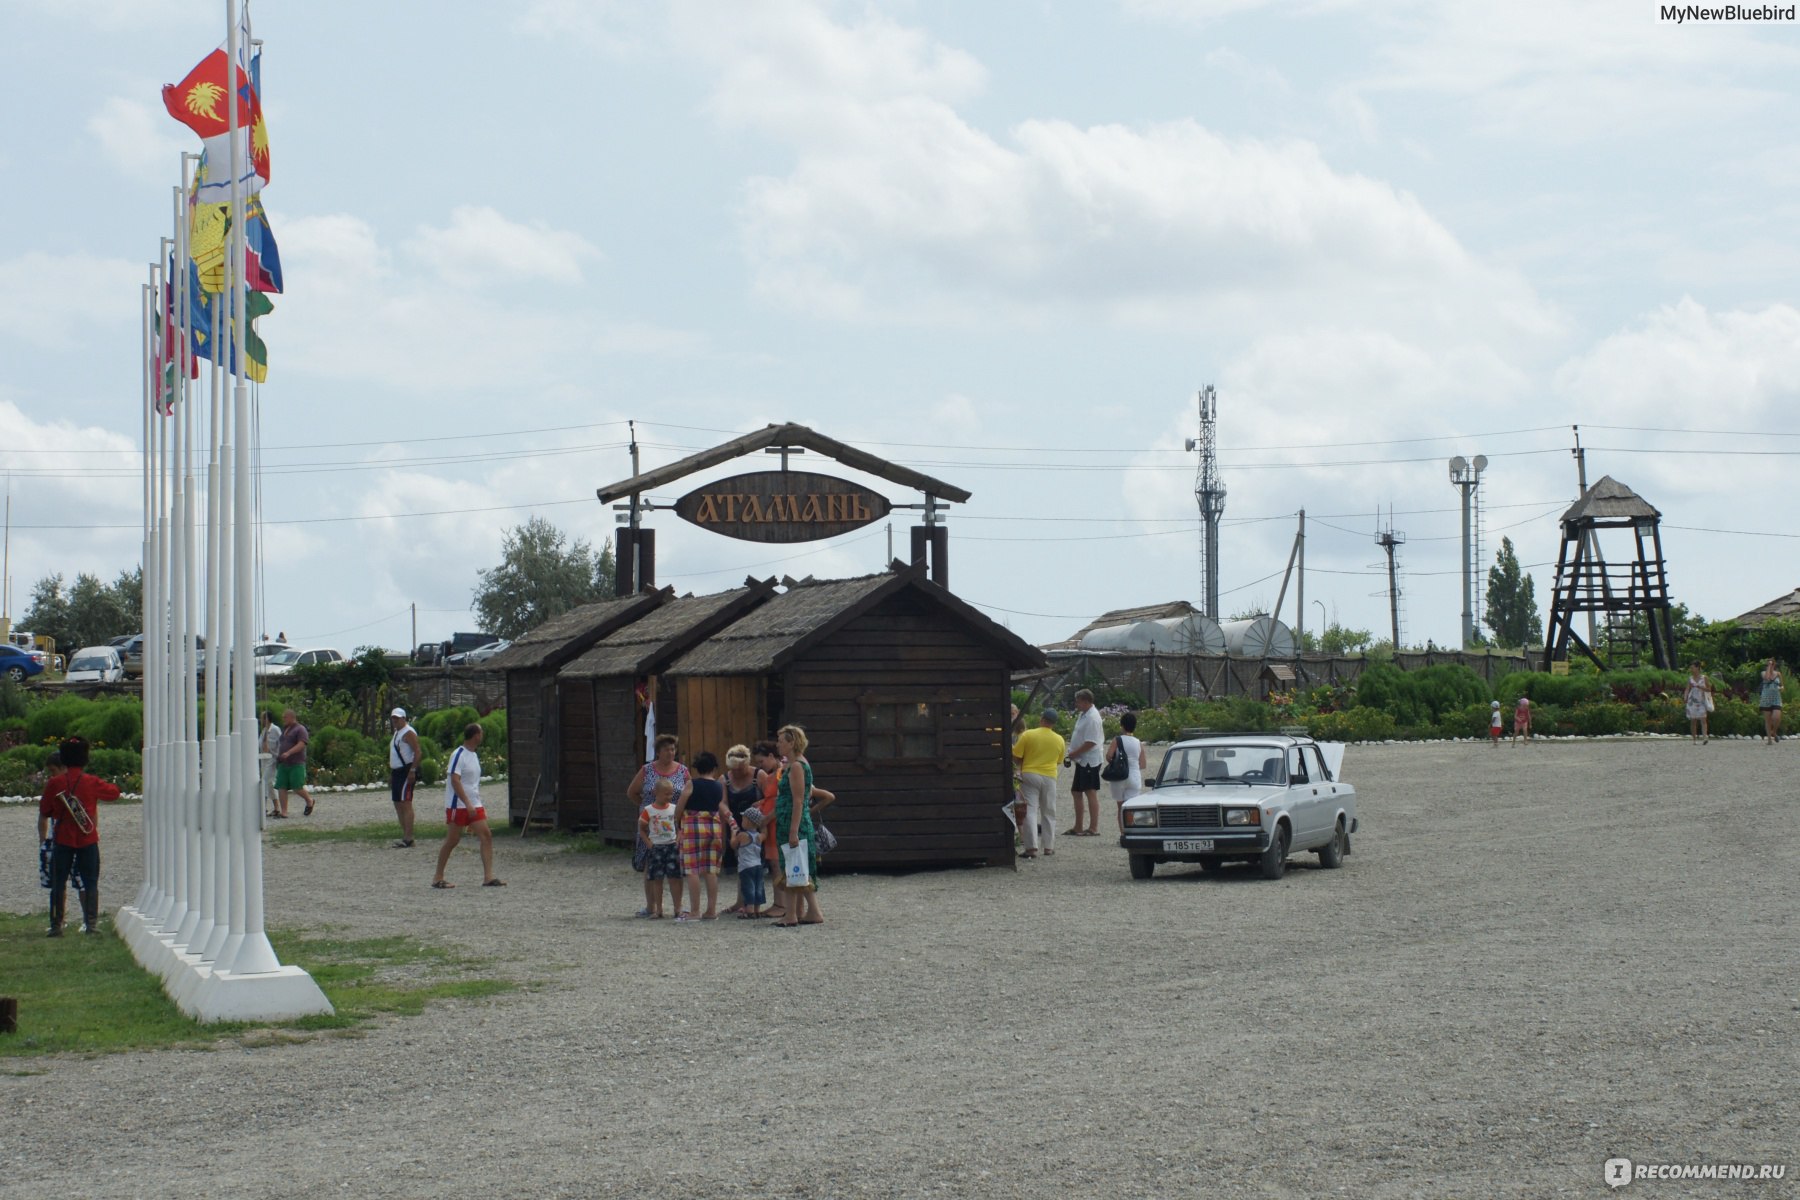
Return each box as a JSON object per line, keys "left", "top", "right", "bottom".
{"left": 303, "top": 803, "right": 314, "bottom": 816}
{"left": 482, "top": 878, "right": 506, "bottom": 887}
{"left": 431, "top": 880, "right": 453, "bottom": 889}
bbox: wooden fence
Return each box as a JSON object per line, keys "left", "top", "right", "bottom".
{"left": 1022, "top": 649, "right": 1533, "bottom": 710}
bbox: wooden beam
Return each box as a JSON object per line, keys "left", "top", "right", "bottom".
{"left": 594, "top": 422, "right": 974, "bottom": 505}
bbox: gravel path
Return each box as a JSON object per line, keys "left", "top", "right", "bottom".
{"left": 3, "top": 738, "right": 1796, "bottom": 1199}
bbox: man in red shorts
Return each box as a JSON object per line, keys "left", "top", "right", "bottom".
{"left": 431, "top": 722, "right": 504, "bottom": 889}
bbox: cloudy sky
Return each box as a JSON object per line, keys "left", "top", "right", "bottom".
{"left": 2, "top": 0, "right": 1798, "bottom": 655}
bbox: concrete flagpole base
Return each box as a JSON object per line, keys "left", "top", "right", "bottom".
{"left": 116, "top": 907, "right": 332, "bottom": 1023}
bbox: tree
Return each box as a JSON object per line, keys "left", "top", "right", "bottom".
{"left": 111, "top": 567, "right": 143, "bottom": 622}
{"left": 1484, "top": 537, "right": 1543, "bottom": 648}
{"left": 472, "top": 517, "right": 616, "bottom": 640}
{"left": 21, "top": 574, "right": 73, "bottom": 651}
{"left": 1317, "top": 622, "right": 1374, "bottom": 655}
{"left": 66, "top": 572, "right": 133, "bottom": 648}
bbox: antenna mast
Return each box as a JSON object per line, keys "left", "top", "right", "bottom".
{"left": 1375, "top": 510, "right": 1406, "bottom": 650}
{"left": 1184, "top": 385, "right": 1225, "bottom": 618}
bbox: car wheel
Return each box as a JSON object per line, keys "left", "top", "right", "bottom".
{"left": 1258, "top": 824, "right": 1290, "bottom": 880}
{"left": 4, "top": 666, "right": 24, "bottom": 683}
{"left": 1197, "top": 856, "right": 1226, "bottom": 874}
{"left": 1317, "top": 819, "right": 1346, "bottom": 869}
{"left": 1128, "top": 854, "right": 1156, "bottom": 880}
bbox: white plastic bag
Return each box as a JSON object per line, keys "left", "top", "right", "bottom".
{"left": 782, "top": 840, "right": 811, "bottom": 888}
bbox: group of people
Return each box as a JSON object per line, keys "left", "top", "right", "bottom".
{"left": 1682, "top": 658, "right": 1785, "bottom": 745}
{"left": 1009, "top": 688, "right": 1148, "bottom": 857}
{"left": 625, "top": 724, "right": 831, "bottom": 928}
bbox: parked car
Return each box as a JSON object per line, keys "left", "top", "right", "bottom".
{"left": 258, "top": 647, "right": 346, "bottom": 676}
{"left": 0, "top": 643, "right": 47, "bottom": 683}
{"left": 64, "top": 645, "right": 125, "bottom": 684}
{"left": 1118, "top": 733, "right": 1357, "bottom": 881}
{"left": 197, "top": 640, "right": 280, "bottom": 676}
{"left": 438, "top": 631, "right": 498, "bottom": 663}
{"left": 119, "top": 634, "right": 146, "bottom": 676}
{"left": 450, "top": 639, "right": 510, "bottom": 665}
{"left": 413, "top": 642, "right": 443, "bottom": 666}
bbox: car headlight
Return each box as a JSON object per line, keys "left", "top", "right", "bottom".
{"left": 1223, "top": 808, "right": 1261, "bottom": 826}
{"left": 1124, "top": 809, "right": 1158, "bottom": 828}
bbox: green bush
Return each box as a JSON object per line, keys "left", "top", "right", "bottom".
{"left": 1497, "top": 670, "right": 1607, "bottom": 709}
{"left": 88, "top": 747, "right": 142, "bottom": 782}
{"left": 1707, "top": 697, "right": 1761, "bottom": 738}
{"left": 0, "top": 678, "right": 30, "bottom": 721}
{"left": 72, "top": 698, "right": 143, "bottom": 751}
{"left": 26, "top": 695, "right": 98, "bottom": 746}
{"left": 0, "top": 756, "right": 43, "bottom": 796}
{"left": 476, "top": 709, "right": 508, "bottom": 753}
{"left": 1355, "top": 663, "right": 1489, "bottom": 727}
{"left": 1567, "top": 701, "right": 1643, "bottom": 736}
{"left": 3, "top": 743, "right": 54, "bottom": 770}
{"left": 1305, "top": 706, "right": 1397, "bottom": 742}
{"left": 311, "top": 726, "right": 375, "bottom": 771}
{"left": 418, "top": 706, "right": 480, "bottom": 750}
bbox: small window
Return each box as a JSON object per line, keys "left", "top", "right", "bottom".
{"left": 859, "top": 695, "right": 944, "bottom": 764}
{"left": 1287, "top": 747, "right": 1310, "bottom": 784}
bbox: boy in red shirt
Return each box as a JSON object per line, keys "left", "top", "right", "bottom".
{"left": 37, "top": 736, "right": 122, "bottom": 936}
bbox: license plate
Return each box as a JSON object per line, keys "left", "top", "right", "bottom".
{"left": 1164, "top": 839, "right": 1214, "bottom": 853}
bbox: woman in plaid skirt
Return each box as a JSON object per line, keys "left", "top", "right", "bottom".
{"left": 674, "top": 750, "right": 734, "bottom": 921}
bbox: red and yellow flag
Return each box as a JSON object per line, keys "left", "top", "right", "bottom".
{"left": 162, "top": 48, "right": 270, "bottom": 190}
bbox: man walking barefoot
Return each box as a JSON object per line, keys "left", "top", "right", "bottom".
{"left": 432, "top": 723, "right": 504, "bottom": 889}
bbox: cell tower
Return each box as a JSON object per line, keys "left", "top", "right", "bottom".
{"left": 1184, "top": 385, "right": 1225, "bottom": 618}
{"left": 1375, "top": 512, "right": 1406, "bottom": 650}
{"left": 1449, "top": 455, "right": 1487, "bottom": 649}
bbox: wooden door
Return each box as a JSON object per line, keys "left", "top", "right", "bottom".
{"left": 674, "top": 675, "right": 766, "bottom": 760}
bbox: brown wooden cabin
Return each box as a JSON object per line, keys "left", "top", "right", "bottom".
{"left": 663, "top": 563, "right": 1047, "bottom": 870}
{"left": 554, "top": 580, "right": 779, "bottom": 836}
{"left": 488, "top": 590, "right": 671, "bottom": 828}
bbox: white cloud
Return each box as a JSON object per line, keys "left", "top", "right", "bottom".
{"left": 274, "top": 212, "right": 697, "bottom": 392}
{"left": 88, "top": 96, "right": 191, "bottom": 185}
{"left": 0, "top": 252, "right": 144, "bottom": 348}
{"left": 519, "top": 0, "right": 657, "bottom": 56}
{"left": 0, "top": 398, "right": 145, "bottom": 592}
{"left": 403, "top": 206, "right": 602, "bottom": 288}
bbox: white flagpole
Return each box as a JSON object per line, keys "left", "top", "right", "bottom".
{"left": 134, "top": 281, "right": 155, "bottom": 913}
{"left": 176, "top": 178, "right": 207, "bottom": 949}
{"left": 149, "top": 244, "right": 176, "bottom": 929}
{"left": 227, "top": 0, "right": 277, "bottom": 976}
{"left": 200, "top": 221, "right": 232, "bottom": 963}
{"left": 169, "top": 183, "right": 202, "bottom": 951}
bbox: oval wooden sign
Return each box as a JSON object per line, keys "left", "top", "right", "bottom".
{"left": 673, "top": 471, "right": 891, "bottom": 543}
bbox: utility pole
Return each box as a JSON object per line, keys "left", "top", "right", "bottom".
{"left": 1272, "top": 509, "right": 1305, "bottom": 649}
{"left": 1572, "top": 425, "right": 1597, "bottom": 650}
{"left": 1375, "top": 517, "right": 1406, "bottom": 650}
{"left": 1447, "top": 456, "right": 1490, "bottom": 647}
{"left": 410, "top": 603, "right": 416, "bottom": 654}
{"left": 1184, "top": 386, "right": 1226, "bottom": 618}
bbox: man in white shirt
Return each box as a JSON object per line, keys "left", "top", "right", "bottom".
{"left": 1066, "top": 688, "right": 1105, "bottom": 836}
{"left": 431, "top": 723, "right": 504, "bottom": 889}
{"left": 388, "top": 707, "right": 423, "bottom": 849}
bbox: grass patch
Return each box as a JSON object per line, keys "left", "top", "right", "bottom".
{"left": 267, "top": 819, "right": 416, "bottom": 847}
{"left": 529, "top": 829, "right": 625, "bottom": 856}
{"left": 0, "top": 915, "right": 517, "bottom": 1058}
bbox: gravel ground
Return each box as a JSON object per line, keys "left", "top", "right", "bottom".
{"left": 3, "top": 738, "right": 1797, "bottom": 1199}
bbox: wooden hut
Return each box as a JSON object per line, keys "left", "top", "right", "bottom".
{"left": 486, "top": 590, "right": 670, "bottom": 828}
{"left": 664, "top": 563, "right": 1047, "bottom": 869}
{"left": 555, "top": 580, "right": 778, "bottom": 836}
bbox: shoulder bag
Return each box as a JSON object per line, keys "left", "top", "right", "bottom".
{"left": 1101, "top": 737, "right": 1131, "bottom": 782}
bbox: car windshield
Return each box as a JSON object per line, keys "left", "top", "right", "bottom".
{"left": 268, "top": 650, "right": 302, "bottom": 665}
{"left": 1156, "top": 744, "right": 1287, "bottom": 787}
{"left": 70, "top": 656, "right": 110, "bottom": 671}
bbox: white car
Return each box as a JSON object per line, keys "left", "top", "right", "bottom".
{"left": 258, "top": 647, "right": 346, "bottom": 676}
{"left": 1119, "top": 733, "right": 1357, "bottom": 881}
{"left": 64, "top": 645, "right": 125, "bottom": 684}
{"left": 456, "top": 639, "right": 511, "bottom": 665}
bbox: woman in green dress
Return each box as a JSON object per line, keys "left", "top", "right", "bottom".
{"left": 774, "top": 724, "right": 824, "bottom": 927}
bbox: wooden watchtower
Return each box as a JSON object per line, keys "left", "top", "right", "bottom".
{"left": 1543, "top": 476, "right": 1679, "bottom": 671}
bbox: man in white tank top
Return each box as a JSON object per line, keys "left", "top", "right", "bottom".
{"left": 388, "top": 707, "right": 422, "bottom": 848}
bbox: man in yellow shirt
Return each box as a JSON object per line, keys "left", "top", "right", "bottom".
{"left": 1012, "top": 709, "right": 1066, "bottom": 859}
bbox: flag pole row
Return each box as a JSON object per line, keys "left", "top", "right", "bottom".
{"left": 119, "top": 3, "right": 325, "bottom": 1017}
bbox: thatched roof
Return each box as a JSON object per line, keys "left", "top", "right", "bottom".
{"left": 485, "top": 590, "right": 670, "bottom": 672}
{"left": 1562, "top": 476, "right": 1661, "bottom": 525}
{"left": 1734, "top": 588, "right": 1800, "bottom": 628}
{"left": 1044, "top": 600, "right": 1199, "bottom": 651}
{"left": 667, "top": 564, "right": 1046, "bottom": 677}
{"left": 560, "top": 580, "right": 777, "bottom": 678}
